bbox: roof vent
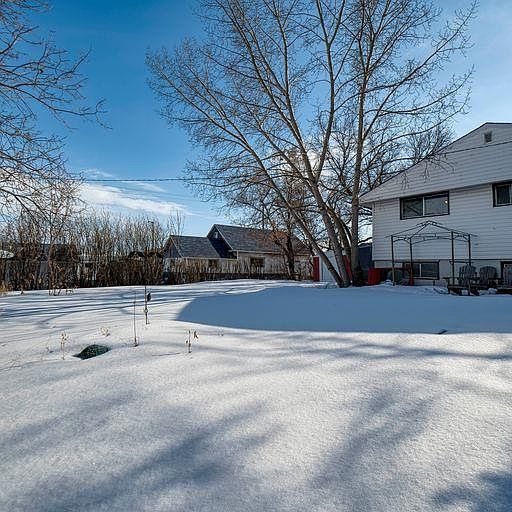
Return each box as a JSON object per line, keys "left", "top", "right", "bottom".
{"left": 484, "top": 131, "right": 492, "bottom": 143}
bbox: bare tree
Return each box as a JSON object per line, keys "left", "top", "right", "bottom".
{"left": 230, "top": 176, "right": 314, "bottom": 279}
{"left": 45, "top": 180, "right": 81, "bottom": 294}
{"left": 147, "top": 0, "right": 474, "bottom": 286}
{"left": 0, "top": 0, "right": 102, "bottom": 221}
{"left": 330, "top": 1, "right": 473, "bottom": 270}
{"left": 322, "top": 123, "right": 455, "bottom": 262}
{"left": 166, "top": 209, "right": 185, "bottom": 247}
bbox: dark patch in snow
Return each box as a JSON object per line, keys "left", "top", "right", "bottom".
{"left": 434, "top": 471, "right": 512, "bottom": 511}
{"left": 73, "top": 345, "right": 110, "bottom": 360}
{"left": 437, "top": 329, "right": 447, "bottom": 335}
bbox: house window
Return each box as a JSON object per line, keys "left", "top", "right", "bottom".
{"left": 412, "top": 261, "right": 439, "bottom": 279}
{"left": 208, "top": 259, "right": 218, "bottom": 269}
{"left": 250, "top": 257, "right": 265, "bottom": 268}
{"left": 484, "top": 131, "right": 492, "bottom": 143}
{"left": 502, "top": 262, "right": 512, "bottom": 277}
{"left": 493, "top": 182, "right": 512, "bottom": 207}
{"left": 401, "top": 192, "right": 449, "bottom": 219}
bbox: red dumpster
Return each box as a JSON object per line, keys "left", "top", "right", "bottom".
{"left": 312, "top": 256, "right": 320, "bottom": 281}
{"left": 367, "top": 268, "right": 382, "bottom": 286}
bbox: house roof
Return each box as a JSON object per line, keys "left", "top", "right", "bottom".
{"left": 359, "top": 122, "right": 512, "bottom": 205}
{"left": 169, "top": 236, "right": 220, "bottom": 259}
{"left": 210, "top": 224, "right": 310, "bottom": 255}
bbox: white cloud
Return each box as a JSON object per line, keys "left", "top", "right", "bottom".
{"left": 81, "top": 168, "right": 117, "bottom": 179}
{"left": 80, "top": 183, "right": 185, "bottom": 218}
{"left": 133, "top": 182, "right": 167, "bottom": 193}
{"left": 76, "top": 170, "right": 230, "bottom": 234}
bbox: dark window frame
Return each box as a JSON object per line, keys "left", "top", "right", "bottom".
{"left": 493, "top": 181, "right": 512, "bottom": 207}
{"left": 250, "top": 257, "right": 265, "bottom": 268}
{"left": 501, "top": 261, "right": 512, "bottom": 277}
{"left": 408, "top": 261, "right": 440, "bottom": 280}
{"left": 400, "top": 192, "right": 450, "bottom": 220}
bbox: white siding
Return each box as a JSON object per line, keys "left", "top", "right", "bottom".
{"left": 319, "top": 250, "right": 338, "bottom": 283}
{"left": 236, "top": 251, "right": 311, "bottom": 273}
{"left": 372, "top": 183, "right": 512, "bottom": 261}
{"left": 361, "top": 123, "right": 512, "bottom": 203}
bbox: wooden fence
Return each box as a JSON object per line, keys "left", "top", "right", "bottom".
{"left": 164, "top": 258, "right": 312, "bottom": 285}
{"left": 0, "top": 255, "right": 312, "bottom": 291}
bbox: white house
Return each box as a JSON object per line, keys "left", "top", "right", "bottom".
{"left": 163, "top": 224, "right": 312, "bottom": 280}
{"left": 360, "top": 123, "right": 512, "bottom": 285}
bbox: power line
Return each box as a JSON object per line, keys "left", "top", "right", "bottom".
{"left": 82, "top": 177, "right": 185, "bottom": 182}
{"left": 438, "top": 138, "right": 512, "bottom": 156}
{"left": 71, "top": 138, "right": 512, "bottom": 183}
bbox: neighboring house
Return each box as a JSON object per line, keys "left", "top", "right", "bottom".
{"left": 0, "top": 242, "right": 79, "bottom": 289}
{"left": 207, "top": 224, "right": 310, "bottom": 272}
{"left": 164, "top": 224, "right": 311, "bottom": 277}
{"left": 360, "top": 122, "right": 512, "bottom": 285}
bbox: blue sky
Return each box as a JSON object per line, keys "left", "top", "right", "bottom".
{"left": 36, "top": 0, "right": 512, "bottom": 235}
{"left": 36, "top": 0, "right": 228, "bottom": 235}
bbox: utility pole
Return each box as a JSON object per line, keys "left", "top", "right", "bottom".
{"left": 149, "top": 220, "right": 155, "bottom": 252}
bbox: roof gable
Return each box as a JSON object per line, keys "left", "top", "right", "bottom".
{"left": 360, "top": 123, "right": 512, "bottom": 204}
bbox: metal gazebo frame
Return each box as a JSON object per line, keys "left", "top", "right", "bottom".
{"left": 389, "top": 221, "right": 474, "bottom": 285}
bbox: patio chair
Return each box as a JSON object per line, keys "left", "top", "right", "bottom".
{"left": 444, "top": 264, "right": 478, "bottom": 295}
{"left": 475, "top": 266, "right": 498, "bottom": 290}
{"left": 497, "top": 267, "right": 512, "bottom": 295}
{"left": 387, "top": 268, "right": 411, "bottom": 286}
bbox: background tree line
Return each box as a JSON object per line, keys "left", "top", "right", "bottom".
{"left": 0, "top": 207, "right": 312, "bottom": 292}
{"left": 0, "top": 210, "right": 169, "bottom": 292}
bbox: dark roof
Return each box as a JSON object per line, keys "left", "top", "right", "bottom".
{"left": 127, "top": 250, "right": 163, "bottom": 259}
{"left": 169, "top": 236, "right": 220, "bottom": 259}
{"left": 209, "top": 224, "right": 310, "bottom": 255}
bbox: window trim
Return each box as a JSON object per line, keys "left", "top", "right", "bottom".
{"left": 493, "top": 181, "right": 512, "bottom": 207}
{"left": 501, "top": 261, "right": 512, "bottom": 278}
{"left": 400, "top": 192, "right": 450, "bottom": 220}
{"left": 249, "top": 257, "right": 265, "bottom": 269}
{"left": 402, "top": 260, "right": 440, "bottom": 280}
{"left": 414, "top": 261, "right": 440, "bottom": 280}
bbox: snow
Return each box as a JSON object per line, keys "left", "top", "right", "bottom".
{"left": 1, "top": 280, "right": 511, "bottom": 511}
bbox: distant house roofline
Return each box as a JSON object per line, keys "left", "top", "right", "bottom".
{"left": 208, "top": 223, "right": 310, "bottom": 255}
{"left": 166, "top": 224, "right": 310, "bottom": 259}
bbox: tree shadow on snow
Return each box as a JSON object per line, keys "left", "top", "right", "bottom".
{"left": 177, "top": 285, "right": 512, "bottom": 334}
{"left": 309, "top": 381, "right": 433, "bottom": 510}
{"left": 1, "top": 396, "right": 287, "bottom": 512}
{"left": 1, "top": 281, "right": 271, "bottom": 321}
{"left": 434, "top": 470, "right": 512, "bottom": 511}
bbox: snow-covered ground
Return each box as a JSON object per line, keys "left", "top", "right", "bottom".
{"left": 1, "top": 280, "right": 511, "bottom": 511}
